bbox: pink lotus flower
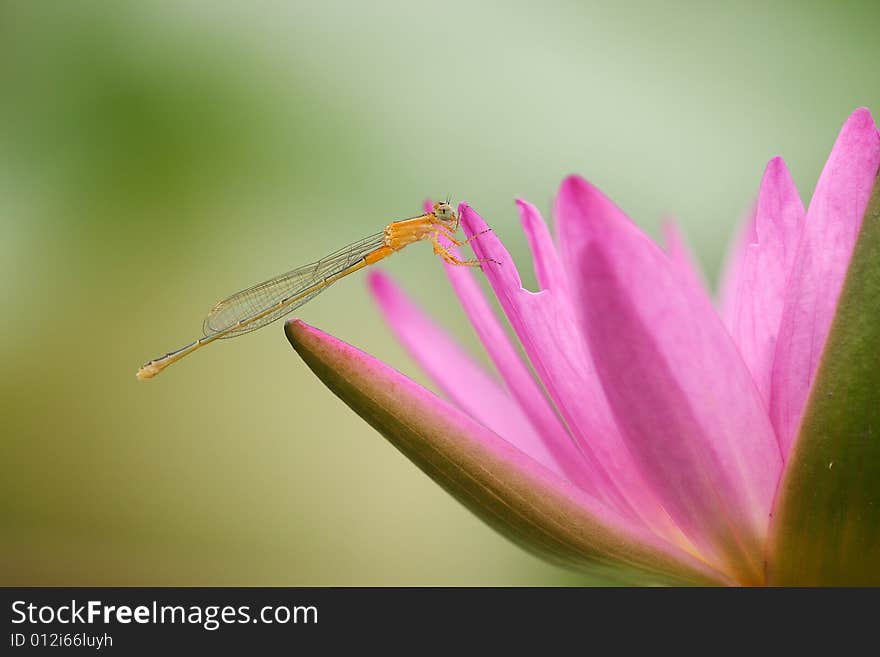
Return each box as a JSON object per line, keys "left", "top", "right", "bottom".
{"left": 286, "top": 108, "right": 880, "bottom": 585}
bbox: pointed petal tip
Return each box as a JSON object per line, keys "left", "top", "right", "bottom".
{"left": 459, "top": 202, "right": 489, "bottom": 234}
{"left": 286, "top": 319, "right": 349, "bottom": 358}
{"left": 515, "top": 198, "right": 536, "bottom": 223}
{"left": 515, "top": 200, "right": 535, "bottom": 234}
{"left": 365, "top": 267, "right": 388, "bottom": 290}
{"left": 557, "top": 174, "right": 594, "bottom": 206}
{"left": 285, "top": 318, "right": 332, "bottom": 361}
{"left": 556, "top": 172, "right": 640, "bottom": 250}
{"left": 514, "top": 197, "right": 542, "bottom": 226}
{"left": 759, "top": 157, "right": 796, "bottom": 201}
{"left": 836, "top": 107, "right": 878, "bottom": 144}
{"left": 560, "top": 173, "right": 588, "bottom": 189}
{"left": 559, "top": 174, "right": 618, "bottom": 207}
{"left": 515, "top": 196, "right": 572, "bottom": 293}
{"left": 847, "top": 106, "right": 875, "bottom": 127}
{"left": 366, "top": 268, "right": 400, "bottom": 308}
{"left": 764, "top": 155, "right": 787, "bottom": 173}
{"left": 756, "top": 157, "right": 802, "bottom": 220}
{"left": 284, "top": 317, "right": 315, "bottom": 345}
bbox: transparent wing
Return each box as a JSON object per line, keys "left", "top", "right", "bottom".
{"left": 203, "top": 232, "right": 386, "bottom": 339}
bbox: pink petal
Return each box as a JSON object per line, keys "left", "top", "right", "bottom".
{"left": 367, "top": 269, "right": 570, "bottom": 479}
{"left": 286, "top": 319, "right": 731, "bottom": 585}
{"left": 517, "top": 199, "right": 569, "bottom": 293}
{"left": 770, "top": 108, "right": 880, "bottom": 456}
{"left": 459, "top": 203, "right": 682, "bottom": 542}
{"left": 436, "top": 242, "right": 593, "bottom": 493}
{"left": 555, "top": 175, "right": 782, "bottom": 584}
{"left": 718, "top": 205, "right": 758, "bottom": 327}
{"left": 728, "top": 157, "right": 805, "bottom": 406}
{"left": 427, "top": 198, "right": 582, "bottom": 483}
{"left": 661, "top": 219, "right": 708, "bottom": 295}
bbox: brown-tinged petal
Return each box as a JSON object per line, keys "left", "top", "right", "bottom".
{"left": 285, "top": 319, "right": 729, "bottom": 585}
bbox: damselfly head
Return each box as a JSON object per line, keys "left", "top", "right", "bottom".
{"left": 433, "top": 201, "right": 456, "bottom": 224}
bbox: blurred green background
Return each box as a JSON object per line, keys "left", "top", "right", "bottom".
{"left": 1, "top": 0, "right": 878, "bottom": 585}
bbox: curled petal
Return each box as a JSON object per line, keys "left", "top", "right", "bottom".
{"left": 285, "top": 319, "right": 730, "bottom": 585}
{"left": 556, "top": 175, "right": 781, "bottom": 584}
{"left": 770, "top": 108, "right": 880, "bottom": 456}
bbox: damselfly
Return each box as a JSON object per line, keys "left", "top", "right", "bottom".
{"left": 136, "top": 202, "right": 492, "bottom": 379}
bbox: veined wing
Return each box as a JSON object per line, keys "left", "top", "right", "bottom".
{"left": 202, "top": 231, "right": 386, "bottom": 338}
